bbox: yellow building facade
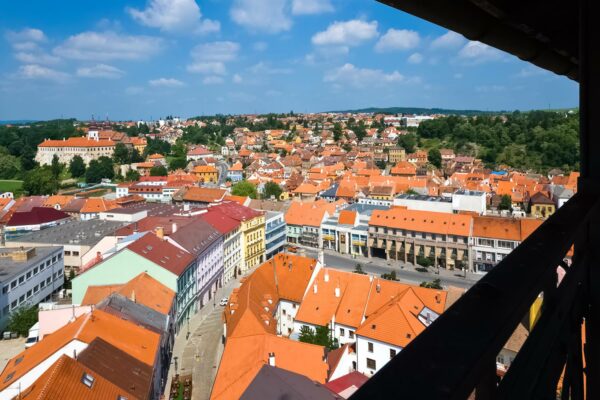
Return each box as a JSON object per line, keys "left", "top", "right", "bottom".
{"left": 240, "top": 213, "right": 266, "bottom": 272}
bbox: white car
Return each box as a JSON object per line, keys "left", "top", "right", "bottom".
{"left": 219, "top": 297, "right": 228, "bottom": 306}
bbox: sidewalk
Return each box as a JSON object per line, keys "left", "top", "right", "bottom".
{"left": 164, "top": 276, "right": 241, "bottom": 399}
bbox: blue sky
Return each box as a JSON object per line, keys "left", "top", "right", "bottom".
{"left": 0, "top": 0, "right": 578, "bottom": 120}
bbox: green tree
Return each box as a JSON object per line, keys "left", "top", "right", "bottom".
{"left": 381, "top": 271, "right": 398, "bottom": 281}
{"left": 354, "top": 263, "right": 366, "bottom": 275}
{"left": 398, "top": 133, "right": 417, "bottom": 153}
{"left": 7, "top": 305, "right": 38, "bottom": 336}
{"left": 333, "top": 123, "right": 343, "bottom": 142}
{"left": 69, "top": 155, "right": 86, "bottom": 178}
{"left": 231, "top": 180, "right": 258, "bottom": 199}
{"left": 23, "top": 167, "right": 58, "bottom": 195}
{"left": 416, "top": 256, "right": 434, "bottom": 268}
{"left": 420, "top": 279, "right": 443, "bottom": 290}
{"left": 298, "top": 325, "right": 315, "bottom": 344}
{"left": 86, "top": 157, "right": 114, "bottom": 183}
{"left": 169, "top": 157, "right": 187, "bottom": 171}
{"left": 428, "top": 148, "right": 442, "bottom": 168}
{"left": 150, "top": 165, "right": 168, "bottom": 176}
{"left": 51, "top": 154, "right": 63, "bottom": 178}
{"left": 375, "top": 160, "right": 386, "bottom": 170}
{"left": 20, "top": 146, "right": 37, "bottom": 171}
{"left": 498, "top": 194, "right": 513, "bottom": 211}
{"left": 113, "top": 143, "right": 131, "bottom": 164}
{"left": 263, "top": 181, "right": 282, "bottom": 200}
{"left": 0, "top": 153, "right": 22, "bottom": 179}
{"left": 125, "top": 169, "right": 141, "bottom": 182}
{"left": 298, "top": 325, "right": 338, "bottom": 350}
{"left": 130, "top": 149, "right": 144, "bottom": 163}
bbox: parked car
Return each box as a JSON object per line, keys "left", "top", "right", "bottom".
{"left": 25, "top": 322, "right": 39, "bottom": 348}
{"left": 287, "top": 246, "right": 298, "bottom": 253}
{"left": 219, "top": 297, "right": 228, "bottom": 306}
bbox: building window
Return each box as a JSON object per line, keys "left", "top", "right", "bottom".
{"left": 81, "top": 373, "right": 95, "bottom": 388}
{"left": 390, "top": 349, "right": 397, "bottom": 359}
{"left": 349, "top": 330, "right": 354, "bottom": 339}
{"left": 26, "top": 271, "right": 32, "bottom": 280}
{"left": 27, "top": 290, "right": 32, "bottom": 298}
{"left": 368, "top": 342, "right": 374, "bottom": 352}
{"left": 340, "top": 328, "right": 345, "bottom": 337}
{"left": 478, "top": 238, "right": 494, "bottom": 247}
{"left": 33, "top": 267, "right": 38, "bottom": 275}
{"left": 2, "top": 286, "right": 7, "bottom": 294}
{"left": 11, "top": 281, "right": 17, "bottom": 289}
{"left": 366, "top": 358, "right": 377, "bottom": 370}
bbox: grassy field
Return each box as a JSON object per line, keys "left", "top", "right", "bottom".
{"left": 0, "top": 180, "right": 23, "bottom": 196}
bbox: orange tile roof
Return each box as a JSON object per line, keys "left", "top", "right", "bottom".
{"left": 285, "top": 201, "right": 336, "bottom": 227}
{"left": 338, "top": 210, "right": 357, "bottom": 226}
{"left": 369, "top": 208, "right": 473, "bottom": 237}
{"left": 80, "top": 198, "right": 118, "bottom": 214}
{"left": 229, "top": 161, "right": 244, "bottom": 171}
{"left": 210, "top": 334, "right": 328, "bottom": 400}
{"left": 82, "top": 273, "right": 175, "bottom": 314}
{"left": 18, "top": 355, "right": 136, "bottom": 400}
{"left": 223, "top": 195, "right": 248, "bottom": 206}
{"left": 0, "top": 310, "right": 160, "bottom": 391}
{"left": 225, "top": 254, "right": 317, "bottom": 339}
{"left": 147, "top": 153, "right": 164, "bottom": 159}
{"left": 293, "top": 182, "right": 321, "bottom": 195}
{"left": 193, "top": 165, "right": 219, "bottom": 173}
{"left": 181, "top": 187, "right": 226, "bottom": 203}
{"left": 42, "top": 195, "right": 75, "bottom": 209}
{"left": 38, "top": 137, "right": 115, "bottom": 148}
{"left": 473, "top": 216, "right": 543, "bottom": 241}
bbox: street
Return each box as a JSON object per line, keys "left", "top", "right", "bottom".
{"left": 301, "top": 247, "right": 481, "bottom": 290}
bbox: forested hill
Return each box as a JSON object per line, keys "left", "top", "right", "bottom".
{"left": 328, "top": 106, "right": 499, "bottom": 116}
{"left": 415, "top": 110, "right": 579, "bottom": 172}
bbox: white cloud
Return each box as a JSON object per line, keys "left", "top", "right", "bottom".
{"left": 127, "top": 0, "right": 220, "bottom": 34}
{"left": 253, "top": 41, "right": 268, "bottom": 51}
{"left": 202, "top": 76, "right": 224, "bottom": 85}
{"left": 54, "top": 31, "right": 163, "bottom": 61}
{"left": 375, "top": 29, "right": 419, "bottom": 52}
{"left": 292, "top": 0, "right": 333, "bottom": 15}
{"left": 430, "top": 31, "right": 465, "bottom": 49}
{"left": 187, "top": 41, "right": 239, "bottom": 75}
{"left": 312, "top": 20, "right": 379, "bottom": 46}
{"left": 5, "top": 28, "right": 47, "bottom": 44}
{"left": 15, "top": 64, "right": 69, "bottom": 82}
{"left": 14, "top": 51, "right": 60, "bottom": 65}
{"left": 149, "top": 77, "right": 185, "bottom": 87}
{"left": 232, "top": 74, "right": 243, "bottom": 83}
{"left": 12, "top": 42, "right": 41, "bottom": 51}
{"left": 230, "top": 0, "right": 291, "bottom": 33}
{"left": 458, "top": 41, "right": 504, "bottom": 63}
{"left": 249, "top": 62, "right": 292, "bottom": 75}
{"left": 187, "top": 62, "right": 226, "bottom": 75}
{"left": 407, "top": 52, "right": 423, "bottom": 64}
{"left": 324, "top": 63, "right": 413, "bottom": 88}
{"left": 77, "top": 64, "right": 124, "bottom": 79}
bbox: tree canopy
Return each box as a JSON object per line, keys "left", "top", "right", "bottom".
{"left": 262, "top": 181, "right": 282, "bottom": 200}
{"left": 86, "top": 157, "right": 114, "bottom": 183}
{"left": 23, "top": 167, "right": 58, "bottom": 195}
{"left": 298, "top": 325, "right": 339, "bottom": 350}
{"left": 69, "top": 155, "right": 86, "bottom": 178}
{"left": 150, "top": 165, "right": 168, "bottom": 176}
{"left": 231, "top": 180, "right": 258, "bottom": 199}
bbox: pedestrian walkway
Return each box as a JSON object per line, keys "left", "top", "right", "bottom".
{"left": 164, "top": 277, "right": 241, "bottom": 399}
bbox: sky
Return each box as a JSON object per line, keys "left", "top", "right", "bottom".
{"left": 0, "top": 0, "right": 578, "bottom": 120}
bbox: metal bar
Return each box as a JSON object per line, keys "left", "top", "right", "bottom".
{"left": 350, "top": 192, "right": 599, "bottom": 400}
{"left": 475, "top": 359, "right": 498, "bottom": 400}
{"left": 497, "top": 245, "right": 589, "bottom": 399}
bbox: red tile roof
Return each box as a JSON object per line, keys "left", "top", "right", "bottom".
{"left": 199, "top": 210, "right": 241, "bottom": 234}
{"left": 127, "top": 232, "right": 195, "bottom": 276}
{"left": 6, "top": 207, "right": 70, "bottom": 227}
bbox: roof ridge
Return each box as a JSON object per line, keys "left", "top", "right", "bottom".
{"left": 37, "top": 354, "right": 67, "bottom": 400}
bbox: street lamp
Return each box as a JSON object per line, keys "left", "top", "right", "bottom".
{"left": 173, "top": 356, "right": 179, "bottom": 375}
{"left": 186, "top": 316, "right": 190, "bottom": 339}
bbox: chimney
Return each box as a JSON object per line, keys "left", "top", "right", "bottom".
{"left": 172, "top": 222, "right": 178, "bottom": 233}
{"left": 335, "top": 285, "right": 340, "bottom": 298}
{"left": 156, "top": 226, "right": 164, "bottom": 239}
{"left": 324, "top": 269, "right": 329, "bottom": 283}
{"left": 313, "top": 283, "right": 318, "bottom": 294}
{"left": 268, "top": 352, "right": 276, "bottom": 367}
{"left": 376, "top": 281, "right": 381, "bottom": 293}
{"left": 131, "top": 290, "right": 136, "bottom": 303}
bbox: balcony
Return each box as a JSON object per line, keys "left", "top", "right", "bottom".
{"left": 350, "top": 1, "right": 596, "bottom": 399}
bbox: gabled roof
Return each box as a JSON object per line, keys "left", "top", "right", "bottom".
{"left": 80, "top": 198, "right": 118, "bottom": 214}
{"left": 199, "top": 209, "right": 241, "bottom": 234}
{"left": 77, "top": 338, "right": 153, "bottom": 400}
{"left": 0, "top": 309, "right": 160, "bottom": 391}
{"left": 285, "top": 201, "right": 336, "bottom": 227}
{"left": 211, "top": 334, "right": 328, "bottom": 400}
{"left": 325, "top": 371, "right": 369, "bottom": 399}
{"left": 473, "top": 216, "right": 543, "bottom": 242}
{"left": 180, "top": 187, "right": 227, "bottom": 203}
{"left": 209, "top": 202, "right": 263, "bottom": 222}
{"left": 7, "top": 207, "right": 70, "bottom": 227}
{"left": 127, "top": 232, "right": 195, "bottom": 276}
{"left": 18, "top": 355, "right": 136, "bottom": 400}
{"left": 167, "top": 217, "right": 222, "bottom": 256}
{"left": 82, "top": 272, "right": 175, "bottom": 314}
{"left": 337, "top": 210, "right": 357, "bottom": 226}
{"left": 240, "top": 365, "right": 339, "bottom": 400}
{"left": 42, "top": 195, "right": 75, "bottom": 209}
